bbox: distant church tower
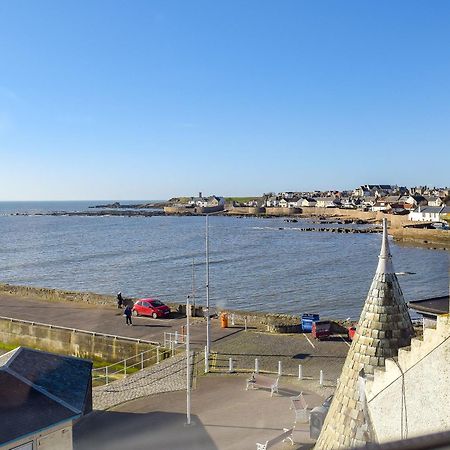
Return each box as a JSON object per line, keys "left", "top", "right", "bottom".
{"left": 315, "top": 218, "right": 414, "bottom": 449}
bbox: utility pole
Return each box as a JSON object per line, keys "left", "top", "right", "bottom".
{"left": 192, "top": 258, "right": 196, "bottom": 311}
{"left": 205, "top": 214, "right": 210, "bottom": 359}
{"left": 186, "top": 295, "right": 191, "bottom": 425}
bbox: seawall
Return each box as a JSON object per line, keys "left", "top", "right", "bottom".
{"left": 0, "top": 316, "right": 162, "bottom": 363}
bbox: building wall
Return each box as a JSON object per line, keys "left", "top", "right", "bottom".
{"left": 366, "top": 317, "right": 450, "bottom": 443}
{"left": 0, "top": 422, "right": 72, "bottom": 450}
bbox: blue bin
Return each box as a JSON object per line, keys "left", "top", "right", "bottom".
{"left": 301, "top": 313, "right": 320, "bottom": 332}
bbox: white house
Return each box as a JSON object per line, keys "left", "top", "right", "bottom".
{"left": 301, "top": 197, "right": 317, "bottom": 207}
{"left": 426, "top": 196, "right": 443, "bottom": 207}
{"left": 409, "top": 206, "right": 444, "bottom": 222}
{"left": 266, "top": 196, "right": 279, "bottom": 207}
{"left": 287, "top": 197, "right": 302, "bottom": 208}
{"left": 405, "top": 195, "right": 428, "bottom": 208}
{"left": 315, "top": 197, "right": 341, "bottom": 208}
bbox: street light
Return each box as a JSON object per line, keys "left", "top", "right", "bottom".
{"left": 204, "top": 209, "right": 226, "bottom": 371}
{"left": 186, "top": 294, "right": 191, "bottom": 425}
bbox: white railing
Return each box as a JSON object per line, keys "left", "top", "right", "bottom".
{"left": 164, "top": 332, "right": 187, "bottom": 355}
{"left": 92, "top": 345, "right": 175, "bottom": 385}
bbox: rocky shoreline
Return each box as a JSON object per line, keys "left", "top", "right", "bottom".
{"left": 6, "top": 204, "right": 447, "bottom": 249}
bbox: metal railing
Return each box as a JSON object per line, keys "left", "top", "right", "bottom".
{"left": 92, "top": 345, "right": 175, "bottom": 385}
{"left": 164, "top": 332, "right": 187, "bottom": 355}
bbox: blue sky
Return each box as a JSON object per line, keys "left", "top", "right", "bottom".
{"left": 1, "top": 1, "right": 449, "bottom": 200}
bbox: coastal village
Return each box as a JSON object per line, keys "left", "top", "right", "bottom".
{"left": 166, "top": 184, "right": 450, "bottom": 224}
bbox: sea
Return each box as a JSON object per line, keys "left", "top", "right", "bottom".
{"left": 0, "top": 201, "right": 448, "bottom": 319}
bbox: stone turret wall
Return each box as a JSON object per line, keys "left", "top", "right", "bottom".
{"left": 366, "top": 315, "right": 450, "bottom": 443}
{"left": 315, "top": 220, "right": 414, "bottom": 449}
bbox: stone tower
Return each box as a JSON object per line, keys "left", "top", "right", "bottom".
{"left": 315, "top": 218, "right": 414, "bottom": 449}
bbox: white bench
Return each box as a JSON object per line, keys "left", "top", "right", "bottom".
{"left": 290, "top": 392, "right": 310, "bottom": 423}
{"left": 256, "top": 427, "right": 294, "bottom": 450}
{"left": 246, "top": 373, "right": 279, "bottom": 396}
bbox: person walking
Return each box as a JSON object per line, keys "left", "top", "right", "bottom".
{"left": 117, "top": 292, "right": 124, "bottom": 309}
{"left": 124, "top": 304, "right": 133, "bottom": 326}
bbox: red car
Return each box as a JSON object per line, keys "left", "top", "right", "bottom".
{"left": 348, "top": 326, "right": 357, "bottom": 340}
{"left": 132, "top": 298, "right": 170, "bottom": 318}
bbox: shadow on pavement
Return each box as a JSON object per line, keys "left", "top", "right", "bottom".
{"left": 74, "top": 410, "right": 218, "bottom": 450}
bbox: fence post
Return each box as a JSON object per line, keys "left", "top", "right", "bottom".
{"left": 124, "top": 359, "right": 127, "bottom": 376}
{"left": 278, "top": 361, "right": 282, "bottom": 376}
{"left": 157, "top": 347, "right": 160, "bottom": 364}
{"left": 244, "top": 317, "right": 247, "bottom": 331}
{"left": 319, "top": 369, "right": 324, "bottom": 386}
{"left": 141, "top": 352, "right": 144, "bottom": 370}
{"left": 298, "top": 364, "right": 303, "bottom": 380}
{"left": 204, "top": 346, "right": 209, "bottom": 374}
{"left": 231, "top": 314, "right": 235, "bottom": 326}
{"left": 175, "top": 331, "right": 179, "bottom": 344}
{"left": 105, "top": 366, "right": 109, "bottom": 385}
{"left": 228, "top": 357, "right": 234, "bottom": 373}
{"left": 255, "top": 358, "right": 259, "bottom": 374}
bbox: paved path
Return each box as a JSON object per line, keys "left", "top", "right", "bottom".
{"left": 94, "top": 353, "right": 188, "bottom": 410}
{"left": 75, "top": 375, "right": 321, "bottom": 450}
{"left": 0, "top": 294, "right": 240, "bottom": 348}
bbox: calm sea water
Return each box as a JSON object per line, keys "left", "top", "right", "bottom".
{"left": 0, "top": 201, "right": 448, "bottom": 318}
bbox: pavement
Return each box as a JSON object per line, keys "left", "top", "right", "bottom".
{"left": 0, "top": 294, "right": 349, "bottom": 449}
{"left": 75, "top": 375, "right": 321, "bottom": 450}
{"left": 0, "top": 294, "right": 239, "bottom": 348}
{"left": 0, "top": 293, "right": 349, "bottom": 386}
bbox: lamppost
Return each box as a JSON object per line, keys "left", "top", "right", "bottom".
{"left": 186, "top": 294, "right": 191, "bottom": 425}
{"left": 205, "top": 213, "right": 211, "bottom": 359}
{"left": 204, "top": 209, "right": 225, "bottom": 372}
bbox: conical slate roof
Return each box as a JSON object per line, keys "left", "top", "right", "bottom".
{"left": 315, "top": 219, "right": 414, "bottom": 449}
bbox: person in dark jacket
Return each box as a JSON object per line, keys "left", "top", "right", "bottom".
{"left": 124, "top": 305, "right": 133, "bottom": 326}
{"left": 117, "top": 292, "right": 123, "bottom": 309}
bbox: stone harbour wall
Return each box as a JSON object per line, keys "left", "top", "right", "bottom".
{"left": 0, "top": 317, "right": 161, "bottom": 363}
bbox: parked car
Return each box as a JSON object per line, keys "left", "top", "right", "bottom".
{"left": 312, "top": 320, "right": 332, "bottom": 340}
{"left": 132, "top": 298, "right": 170, "bottom": 318}
{"left": 347, "top": 326, "right": 356, "bottom": 340}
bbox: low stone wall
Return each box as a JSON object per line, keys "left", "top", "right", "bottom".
{"left": 0, "top": 317, "right": 160, "bottom": 363}
{"left": 227, "top": 206, "right": 265, "bottom": 215}
{"left": 265, "top": 207, "right": 302, "bottom": 216}
{"left": 164, "top": 205, "right": 224, "bottom": 214}
{"left": 0, "top": 283, "right": 115, "bottom": 306}
{"left": 390, "top": 227, "right": 449, "bottom": 248}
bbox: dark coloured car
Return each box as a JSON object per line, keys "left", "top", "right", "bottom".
{"left": 312, "top": 320, "right": 332, "bottom": 340}
{"left": 132, "top": 298, "right": 170, "bottom": 318}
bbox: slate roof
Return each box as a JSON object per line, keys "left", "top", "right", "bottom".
{"left": 0, "top": 347, "right": 92, "bottom": 446}
{"left": 0, "top": 371, "right": 75, "bottom": 445}
{"left": 315, "top": 219, "right": 414, "bottom": 449}
{"left": 408, "top": 295, "right": 449, "bottom": 315}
